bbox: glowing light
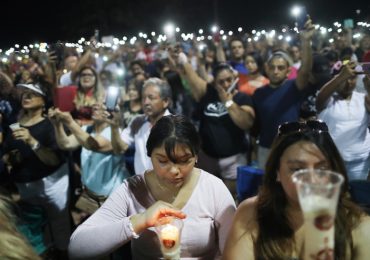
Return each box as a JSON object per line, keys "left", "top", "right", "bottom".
{"left": 278, "top": 35, "right": 283, "bottom": 40}
{"left": 199, "top": 29, "right": 203, "bottom": 34}
{"left": 285, "top": 36, "right": 292, "bottom": 42}
{"left": 164, "top": 23, "right": 175, "bottom": 35}
{"left": 116, "top": 68, "right": 125, "bottom": 76}
{"left": 94, "top": 53, "right": 99, "bottom": 58}
{"left": 175, "top": 27, "right": 180, "bottom": 33}
{"left": 291, "top": 6, "right": 302, "bottom": 17}
{"left": 15, "top": 44, "right": 20, "bottom": 48}
{"left": 222, "top": 35, "right": 227, "bottom": 40}
{"left": 103, "top": 56, "right": 108, "bottom": 62}
{"left": 252, "top": 30, "right": 256, "bottom": 34}
{"left": 329, "top": 38, "right": 334, "bottom": 43}
{"left": 238, "top": 27, "right": 243, "bottom": 32}
{"left": 207, "top": 35, "right": 212, "bottom": 40}
{"left": 146, "top": 39, "right": 151, "bottom": 44}
{"left": 220, "top": 30, "right": 224, "bottom": 35}
{"left": 151, "top": 32, "right": 156, "bottom": 36}
{"left": 211, "top": 25, "right": 218, "bottom": 33}
{"left": 228, "top": 31, "right": 233, "bottom": 36}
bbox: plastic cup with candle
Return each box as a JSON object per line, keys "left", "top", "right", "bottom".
{"left": 155, "top": 216, "right": 183, "bottom": 260}
{"left": 9, "top": 122, "right": 20, "bottom": 131}
{"left": 292, "top": 169, "right": 344, "bottom": 260}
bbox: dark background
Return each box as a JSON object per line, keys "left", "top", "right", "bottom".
{"left": 1, "top": 0, "right": 369, "bottom": 48}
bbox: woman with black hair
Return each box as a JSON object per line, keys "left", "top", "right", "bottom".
{"left": 1, "top": 83, "right": 70, "bottom": 256}
{"left": 239, "top": 52, "right": 269, "bottom": 96}
{"left": 170, "top": 50, "right": 255, "bottom": 196}
{"left": 223, "top": 120, "right": 370, "bottom": 259}
{"left": 69, "top": 115, "right": 235, "bottom": 259}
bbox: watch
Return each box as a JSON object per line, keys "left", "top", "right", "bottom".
{"left": 224, "top": 100, "right": 234, "bottom": 109}
{"left": 31, "top": 141, "right": 41, "bottom": 151}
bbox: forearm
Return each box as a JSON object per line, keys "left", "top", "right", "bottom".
{"left": 71, "top": 49, "right": 92, "bottom": 81}
{"left": 33, "top": 145, "right": 61, "bottom": 166}
{"left": 316, "top": 74, "right": 347, "bottom": 111}
{"left": 66, "top": 120, "right": 98, "bottom": 150}
{"left": 296, "top": 38, "right": 313, "bottom": 90}
{"left": 53, "top": 122, "right": 79, "bottom": 150}
{"left": 182, "top": 62, "right": 207, "bottom": 101}
{"left": 216, "top": 44, "right": 226, "bottom": 63}
{"left": 227, "top": 104, "right": 255, "bottom": 130}
{"left": 111, "top": 126, "right": 129, "bottom": 154}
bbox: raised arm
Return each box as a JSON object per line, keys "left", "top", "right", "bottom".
{"left": 296, "top": 17, "right": 315, "bottom": 90}
{"left": 316, "top": 61, "right": 357, "bottom": 112}
{"left": 71, "top": 49, "right": 93, "bottom": 82}
{"left": 215, "top": 41, "right": 227, "bottom": 63}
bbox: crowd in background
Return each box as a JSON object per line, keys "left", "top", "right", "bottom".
{"left": 0, "top": 16, "right": 370, "bottom": 259}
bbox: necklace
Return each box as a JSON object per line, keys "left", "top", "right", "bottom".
{"left": 155, "top": 175, "right": 178, "bottom": 201}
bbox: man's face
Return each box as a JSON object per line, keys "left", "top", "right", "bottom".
{"left": 230, "top": 40, "right": 245, "bottom": 61}
{"left": 142, "top": 85, "right": 169, "bottom": 120}
{"left": 266, "top": 57, "right": 290, "bottom": 86}
{"left": 131, "top": 64, "right": 144, "bottom": 76}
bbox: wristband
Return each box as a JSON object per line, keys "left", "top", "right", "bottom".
{"left": 31, "top": 141, "right": 41, "bottom": 151}
{"left": 128, "top": 218, "right": 140, "bottom": 239}
{"left": 225, "top": 100, "right": 234, "bottom": 109}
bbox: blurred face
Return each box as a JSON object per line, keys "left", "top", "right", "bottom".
{"left": 151, "top": 143, "right": 197, "bottom": 189}
{"left": 128, "top": 84, "right": 140, "bottom": 101}
{"left": 142, "top": 85, "right": 168, "bottom": 119}
{"left": 266, "top": 57, "right": 290, "bottom": 85}
{"left": 205, "top": 50, "right": 215, "bottom": 64}
{"left": 230, "top": 40, "right": 245, "bottom": 60}
{"left": 277, "top": 141, "right": 330, "bottom": 205}
{"left": 290, "top": 46, "right": 301, "bottom": 62}
{"left": 79, "top": 69, "right": 96, "bottom": 90}
{"left": 215, "top": 69, "right": 235, "bottom": 91}
{"left": 337, "top": 76, "right": 357, "bottom": 98}
{"left": 65, "top": 56, "right": 78, "bottom": 71}
{"left": 131, "top": 64, "right": 144, "bottom": 76}
{"left": 21, "top": 90, "right": 45, "bottom": 110}
{"left": 245, "top": 55, "right": 258, "bottom": 74}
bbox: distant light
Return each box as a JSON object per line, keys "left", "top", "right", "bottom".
{"left": 228, "top": 31, "right": 233, "bottom": 36}
{"left": 15, "top": 44, "right": 20, "bottom": 48}
{"left": 278, "top": 35, "right": 283, "bottom": 40}
{"left": 211, "top": 25, "right": 218, "bottom": 33}
{"left": 247, "top": 38, "right": 252, "bottom": 42}
{"left": 139, "top": 32, "right": 143, "bottom": 37}
{"left": 198, "top": 29, "right": 203, "bottom": 34}
{"left": 285, "top": 36, "right": 292, "bottom": 42}
{"left": 238, "top": 27, "right": 243, "bottom": 32}
{"left": 282, "top": 28, "right": 287, "bottom": 33}
{"left": 253, "top": 36, "right": 259, "bottom": 41}
{"left": 94, "top": 53, "right": 99, "bottom": 58}
{"left": 222, "top": 35, "right": 227, "bottom": 40}
{"left": 252, "top": 30, "right": 256, "bottom": 34}
{"left": 103, "top": 56, "right": 108, "bottom": 62}
{"left": 164, "top": 23, "right": 175, "bottom": 36}
{"left": 151, "top": 32, "right": 156, "bottom": 36}
{"left": 356, "top": 9, "right": 361, "bottom": 15}
{"left": 328, "top": 28, "right": 333, "bottom": 32}
{"left": 175, "top": 27, "right": 180, "bottom": 33}
{"left": 207, "top": 35, "right": 212, "bottom": 40}
{"left": 337, "top": 28, "right": 342, "bottom": 33}
{"left": 220, "top": 30, "right": 224, "bottom": 35}
{"left": 329, "top": 38, "right": 334, "bottom": 43}
{"left": 291, "top": 6, "right": 302, "bottom": 17}
{"left": 198, "top": 43, "right": 206, "bottom": 51}
{"left": 116, "top": 68, "right": 125, "bottom": 76}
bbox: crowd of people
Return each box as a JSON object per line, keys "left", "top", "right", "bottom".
{"left": 0, "top": 15, "right": 370, "bottom": 260}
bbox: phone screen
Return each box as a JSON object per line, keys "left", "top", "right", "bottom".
{"left": 361, "top": 63, "right": 370, "bottom": 74}
{"left": 105, "top": 86, "right": 120, "bottom": 111}
{"left": 296, "top": 6, "right": 308, "bottom": 30}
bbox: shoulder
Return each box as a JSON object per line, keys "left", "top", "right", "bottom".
{"left": 352, "top": 215, "right": 370, "bottom": 258}
{"left": 236, "top": 196, "right": 258, "bottom": 224}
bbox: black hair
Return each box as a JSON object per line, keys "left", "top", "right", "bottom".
{"left": 212, "top": 63, "right": 234, "bottom": 79}
{"left": 146, "top": 115, "right": 200, "bottom": 162}
{"left": 246, "top": 51, "right": 264, "bottom": 73}
{"left": 228, "top": 36, "right": 245, "bottom": 49}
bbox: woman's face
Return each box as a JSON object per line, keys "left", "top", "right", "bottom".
{"left": 337, "top": 76, "right": 357, "bottom": 98}
{"left": 215, "top": 69, "right": 235, "bottom": 91}
{"left": 21, "top": 90, "right": 45, "bottom": 110}
{"left": 128, "top": 84, "right": 140, "bottom": 101}
{"left": 277, "top": 141, "right": 331, "bottom": 205}
{"left": 151, "top": 143, "right": 197, "bottom": 189}
{"left": 79, "top": 69, "right": 96, "bottom": 90}
{"left": 245, "top": 55, "right": 258, "bottom": 74}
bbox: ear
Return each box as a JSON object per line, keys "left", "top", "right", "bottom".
{"left": 162, "top": 98, "right": 170, "bottom": 109}
{"left": 285, "top": 67, "right": 292, "bottom": 78}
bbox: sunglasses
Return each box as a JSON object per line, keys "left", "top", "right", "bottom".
{"left": 278, "top": 120, "right": 329, "bottom": 137}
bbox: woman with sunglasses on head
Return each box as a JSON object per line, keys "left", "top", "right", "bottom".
{"left": 1, "top": 83, "right": 70, "bottom": 257}
{"left": 69, "top": 115, "right": 236, "bottom": 259}
{"left": 223, "top": 120, "right": 370, "bottom": 260}
{"left": 72, "top": 66, "right": 104, "bottom": 126}
{"left": 316, "top": 61, "right": 370, "bottom": 181}
{"left": 169, "top": 49, "right": 255, "bottom": 197}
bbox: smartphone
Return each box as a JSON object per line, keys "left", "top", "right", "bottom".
{"left": 360, "top": 62, "right": 370, "bottom": 74}
{"left": 227, "top": 78, "right": 239, "bottom": 94}
{"left": 296, "top": 6, "right": 308, "bottom": 30}
{"left": 105, "top": 86, "right": 120, "bottom": 112}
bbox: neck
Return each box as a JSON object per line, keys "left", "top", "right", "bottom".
{"left": 149, "top": 110, "right": 166, "bottom": 125}
{"left": 23, "top": 108, "right": 43, "bottom": 120}
{"left": 248, "top": 72, "right": 261, "bottom": 79}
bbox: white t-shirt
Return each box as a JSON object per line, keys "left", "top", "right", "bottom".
{"left": 59, "top": 71, "right": 73, "bottom": 87}
{"left": 318, "top": 91, "right": 370, "bottom": 160}
{"left": 120, "top": 110, "right": 171, "bottom": 175}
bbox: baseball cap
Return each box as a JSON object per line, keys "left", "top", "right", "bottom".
{"left": 16, "top": 83, "right": 46, "bottom": 96}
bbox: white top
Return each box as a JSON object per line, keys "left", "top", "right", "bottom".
{"left": 68, "top": 170, "right": 236, "bottom": 260}
{"left": 59, "top": 71, "right": 73, "bottom": 87}
{"left": 120, "top": 110, "right": 171, "bottom": 175}
{"left": 318, "top": 91, "right": 370, "bottom": 160}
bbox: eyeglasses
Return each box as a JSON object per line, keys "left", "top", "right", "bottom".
{"left": 277, "top": 120, "right": 329, "bottom": 137}
{"left": 80, "top": 73, "right": 95, "bottom": 78}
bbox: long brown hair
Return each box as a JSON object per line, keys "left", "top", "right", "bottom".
{"left": 74, "top": 66, "right": 103, "bottom": 108}
{"left": 255, "top": 131, "right": 363, "bottom": 259}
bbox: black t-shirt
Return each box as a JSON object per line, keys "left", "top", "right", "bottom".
{"left": 3, "top": 118, "right": 66, "bottom": 183}
{"left": 196, "top": 84, "right": 252, "bottom": 158}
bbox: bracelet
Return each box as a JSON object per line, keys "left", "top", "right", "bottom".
{"left": 128, "top": 218, "right": 140, "bottom": 239}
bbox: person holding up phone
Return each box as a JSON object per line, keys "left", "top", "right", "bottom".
{"left": 169, "top": 48, "right": 255, "bottom": 197}
{"left": 316, "top": 60, "right": 370, "bottom": 181}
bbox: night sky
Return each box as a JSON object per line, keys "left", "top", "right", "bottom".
{"left": 1, "top": 0, "right": 369, "bottom": 48}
